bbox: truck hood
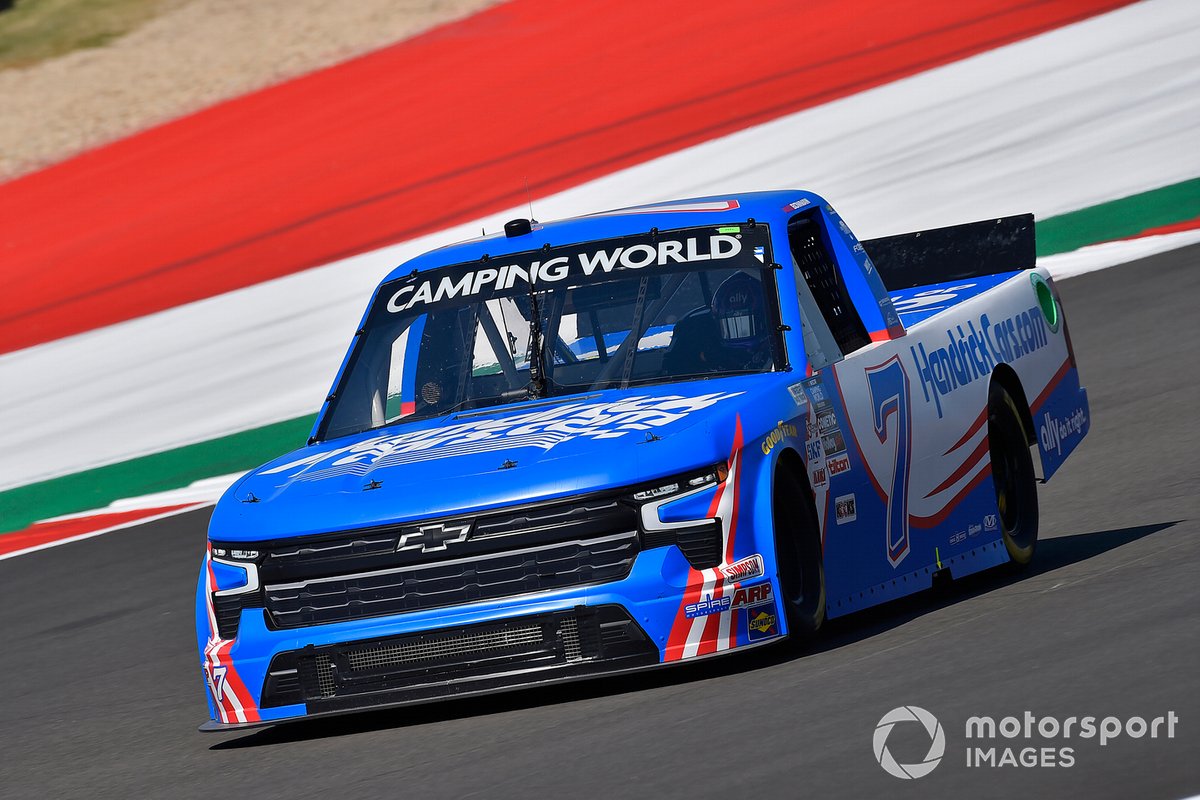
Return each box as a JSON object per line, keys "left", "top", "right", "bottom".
{"left": 208, "top": 376, "right": 788, "bottom": 542}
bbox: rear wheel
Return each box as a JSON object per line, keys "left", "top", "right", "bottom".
{"left": 772, "top": 469, "right": 825, "bottom": 641}
{"left": 988, "top": 383, "right": 1039, "bottom": 566}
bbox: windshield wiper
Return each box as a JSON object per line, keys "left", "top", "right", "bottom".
{"left": 526, "top": 277, "right": 547, "bottom": 399}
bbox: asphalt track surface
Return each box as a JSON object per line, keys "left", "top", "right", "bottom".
{"left": 2, "top": 246, "right": 1198, "bottom": 800}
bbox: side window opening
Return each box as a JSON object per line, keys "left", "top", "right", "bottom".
{"left": 788, "top": 214, "right": 870, "bottom": 368}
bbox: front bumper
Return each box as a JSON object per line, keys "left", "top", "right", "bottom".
{"left": 200, "top": 604, "right": 661, "bottom": 731}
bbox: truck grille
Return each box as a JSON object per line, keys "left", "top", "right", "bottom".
{"left": 263, "top": 532, "right": 638, "bottom": 629}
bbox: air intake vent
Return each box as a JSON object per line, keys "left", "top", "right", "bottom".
{"left": 347, "top": 624, "right": 544, "bottom": 672}
{"left": 267, "top": 607, "right": 657, "bottom": 711}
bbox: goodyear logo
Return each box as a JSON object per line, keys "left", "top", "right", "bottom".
{"left": 911, "top": 307, "right": 1050, "bottom": 418}
{"left": 761, "top": 421, "right": 799, "bottom": 455}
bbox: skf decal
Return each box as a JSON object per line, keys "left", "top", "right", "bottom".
{"left": 745, "top": 604, "right": 779, "bottom": 641}
{"left": 719, "top": 554, "right": 764, "bottom": 583}
{"left": 761, "top": 421, "right": 798, "bottom": 455}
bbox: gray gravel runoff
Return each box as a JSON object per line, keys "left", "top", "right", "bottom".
{"left": 1, "top": 246, "right": 1197, "bottom": 800}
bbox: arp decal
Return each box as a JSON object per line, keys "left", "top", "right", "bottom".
{"left": 731, "top": 583, "right": 772, "bottom": 608}
{"left": 266, "top": 392, "right": 743, "bottom": 480}
{"left": 864, "top": 356, "right": 913, "bottom": 567}
{"left": 685, "top": 583, "right": 773, "bottom": 617}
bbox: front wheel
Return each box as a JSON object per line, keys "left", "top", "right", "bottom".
{"left": 772, "top": 469, "right": 826, "bottom": 642}
{"left": 988, "top": 383, "right": 1039, "bottom": 566}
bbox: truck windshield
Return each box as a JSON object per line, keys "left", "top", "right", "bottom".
{"left": 319, "top": 222, "right": 785, "bottom": 440}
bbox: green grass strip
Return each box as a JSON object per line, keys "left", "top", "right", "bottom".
{"left": 0, "top": 416, "right": 314, "bottom": 534}
{"left": 1036, "top": 178, "right": 1200, "bottom": 257}
{"left": 3, "top": 177, "right": 1199, "bottom": 536}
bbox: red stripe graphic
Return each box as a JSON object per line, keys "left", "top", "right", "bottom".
{"left": 665, "top": 416, "right": 745, "bottom": 661}
{"left": 0, "top": 0, "right": 1132, "bottom": 354}
{"left": 0, "top": 504, "right": 197, "bottom": 557}
{"left": 1107, "top": 214, "right": 1200, "bottom": 242}
{"left": 203, "top": 550, "right": 260, "bottom": 724}
{"left": 924, "top": 434, "right": 990, "bottom": 499}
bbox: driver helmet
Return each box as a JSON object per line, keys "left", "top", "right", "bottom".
{"left": 711, "top": 271, "right": 766, "bottom": 349}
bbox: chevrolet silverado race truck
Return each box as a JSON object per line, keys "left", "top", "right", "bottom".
{"left": 196, "top": 191, "right": 1089, "bottom": 730}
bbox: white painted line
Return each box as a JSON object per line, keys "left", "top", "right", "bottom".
{"left": 0, "top": 503, "right": 210, "bottom": 562}
{"left": 1041, "top": 229, "right": 1200, "bottom": 281}
{"left": 36, "top": 471, "right": 245, "bottom": 523}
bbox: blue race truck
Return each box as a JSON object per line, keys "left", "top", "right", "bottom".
{"left": 197, "top": 191, "right": 1089, "bottom": 730}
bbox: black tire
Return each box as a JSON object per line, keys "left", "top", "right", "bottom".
{"left": 772, "top": 469, "right": 826, "bottom": 641}
{"left": 987, "top": 383, "right": 1039, "bottom": 566}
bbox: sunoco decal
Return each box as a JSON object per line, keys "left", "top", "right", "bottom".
{"left": 911, "top": 307, "right": 1051, "bottom": 418}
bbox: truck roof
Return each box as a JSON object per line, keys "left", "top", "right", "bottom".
{"left": 381, "top": 189, "right": 823, "bottom": 284}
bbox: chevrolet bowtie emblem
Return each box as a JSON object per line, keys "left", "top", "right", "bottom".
{"left": 396, "top": 523, "right": 471, "bottom": 553}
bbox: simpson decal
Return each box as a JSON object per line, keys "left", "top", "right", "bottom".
{"left": 719, "top": 554, "right": 765, "bottom": 583}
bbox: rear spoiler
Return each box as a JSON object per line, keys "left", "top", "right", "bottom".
{"left": 862, "top": 214, "right": 1035, "bottom": 291}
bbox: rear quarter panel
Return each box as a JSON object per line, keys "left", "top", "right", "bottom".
{"left": 811, "top": 267, "right": 1088, "bottom": 615}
